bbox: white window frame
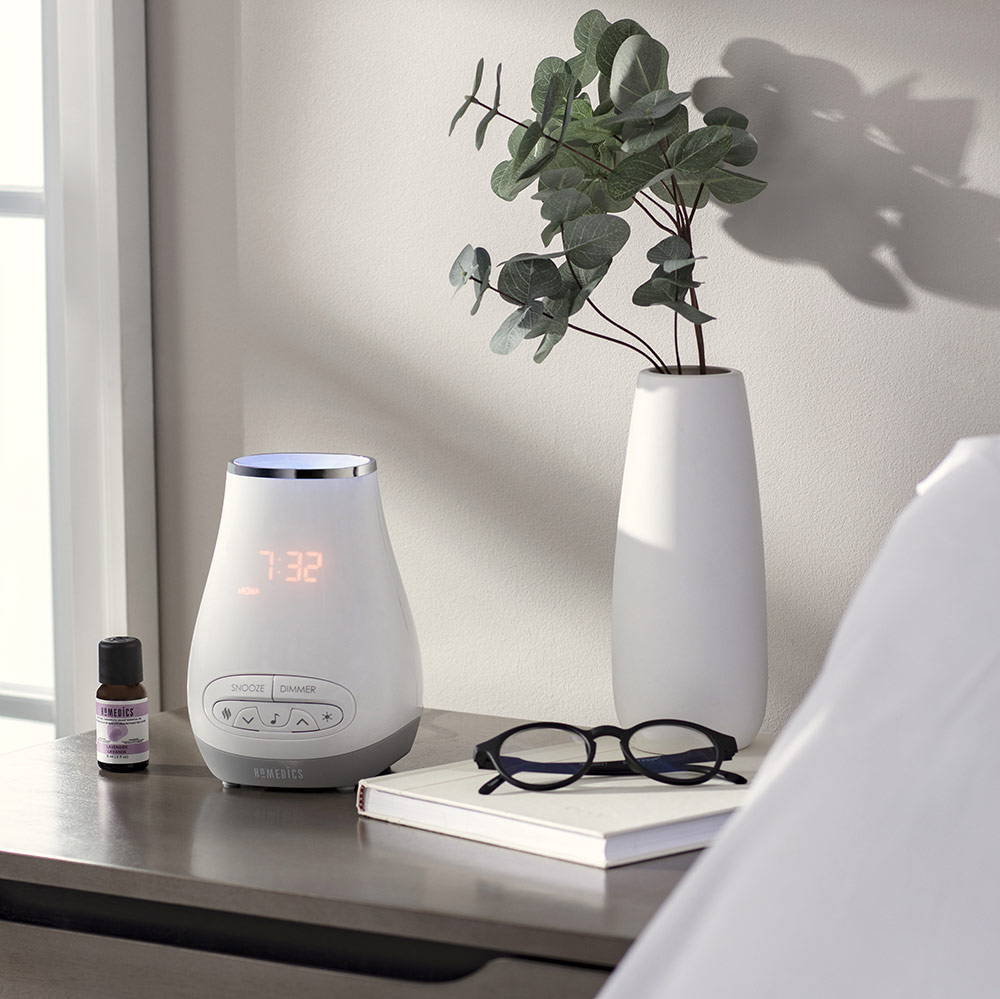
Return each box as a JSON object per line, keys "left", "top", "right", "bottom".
{"left": 42, "top": 0, "right": 160, "bottom": 735}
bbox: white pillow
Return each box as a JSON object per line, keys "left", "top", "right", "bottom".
{"left": 600, "top": 436, "right": 1000, "bottom": 999}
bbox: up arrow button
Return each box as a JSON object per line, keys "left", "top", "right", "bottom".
{"left": 289, "top": 708, "right": 319, "bottom": 732}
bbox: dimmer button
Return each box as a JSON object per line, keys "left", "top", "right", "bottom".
{"left": 273, "top": 676, "right": 345, "bottom": 703}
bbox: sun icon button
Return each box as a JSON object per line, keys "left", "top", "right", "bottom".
{"left": 316, "top": 705, "right": 344, "bottom": 729}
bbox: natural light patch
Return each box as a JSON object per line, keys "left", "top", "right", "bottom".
{"left": 864, "top": 125, "right": 903, "bottom": 155}
{"left": 0, "top": 0, "right": 44, "bottom": 187}
{"left": 0, "top": 217, "right": 53, "bottom": 691}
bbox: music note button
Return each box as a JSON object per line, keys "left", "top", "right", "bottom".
{"left": 262, "top": 704, "right": 292, "bottom": 728}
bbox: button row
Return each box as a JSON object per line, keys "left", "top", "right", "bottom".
{"left": 212, "top": 700, "right": 343, "bottom": 733}
{"left": 205, "top": 674, "right": 350, "bottom": 705}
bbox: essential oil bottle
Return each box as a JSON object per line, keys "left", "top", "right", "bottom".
{"left": 96, "top": 636, "right": 150, "bottom": 772}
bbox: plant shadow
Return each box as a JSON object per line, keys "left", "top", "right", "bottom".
{"left": 692, "top": 39, "right": 1000, "bottom": 309}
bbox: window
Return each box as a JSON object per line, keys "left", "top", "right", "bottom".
{"left": 0, "top": 0, "right": 55, "bottom": 752}
{"left": 0, "top": 0, "right": 159, "bottom": 751}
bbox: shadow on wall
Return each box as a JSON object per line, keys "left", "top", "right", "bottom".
{"left": 693, "top": 39, "right": 1000, "bottom": 309}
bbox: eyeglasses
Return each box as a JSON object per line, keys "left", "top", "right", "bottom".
{"left": 473, "top": 720, "right": 747, "bottom": 795}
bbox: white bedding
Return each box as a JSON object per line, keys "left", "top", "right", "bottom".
{"left": 600, "top": 436, "right": 1000, "bottom": 998}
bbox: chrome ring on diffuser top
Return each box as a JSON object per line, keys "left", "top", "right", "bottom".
{"left": 228, "top": 453, "right": 377, "bottom": 479}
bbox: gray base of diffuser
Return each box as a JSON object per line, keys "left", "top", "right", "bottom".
{"left": 195, "top": 716, "right": 421, "bottom": 789}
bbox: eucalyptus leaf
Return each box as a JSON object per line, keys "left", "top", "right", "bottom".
{"left": 581, "top": 177, "right": 633, "bottom": 214}
{"left": 523, "top": 312, "right": 567, "bottom": 343}
{"left": 531, "top": 57, "right": 571, "bottom": 114}
{"left": 724, "top": 129, "right": 758, "bottom": 167}
{"left": 539, "top": 166, "right": 586, "bottom": 190}
{"left": 595, "top": 18, "right": 647, "bottom": 77}
{"left": 632, "top": 281, "right": 715, "bottom": 323}
{"left": 703, "top": 106, "right": 749, "bottom": 130}
{"left": 661, "top": 297, "right": 715, "bottom": 324}
{"left": 517, "top": 82, "right": 577, "bottom": 182}
{"left": 632, "top": 275, "right": 681, "bottom": 307}
{"left": 449, "top": 244, "right": 476, "bottom": 288}
{"left": 620, "top": 104, "right": 688, "bottom": 154}
{"left": 492, "top": 62, "right": 502, "bottom": 108}
{"left": 567, "top": 8, "right": 609, "bottom": 86}
{"left": 536, "top": 188, "right": 592, "bottom": 222}
{"left": 562, "top": 114, "right": 617, "bottom": 145}
{"left": 666, "top": 126, "right": 733, "bottom": 174}
{"left": 558, "top": 258, "right": 610, "bottom": 314}
{"left": 603, "top": 89, "right": 689, "bottom": 125}
{"left": 449, "top": 96, "right": 475, "bottom": 136}
{"left": 657, "top": 272, "right": 699, "bottom": 291}
{"left": 533, "top": 322, "right": 568, "bottom": 362}
{"left": 574, "top": 9, "right": 610, "bottom": 55}
{"left": 610, "top": 35, "right": 669, "bottom": 111}
{"left": 475, "top": 109, "right": 498, "bottom": 150}
{"left": 540, "top": 220, "right": 561, "bottom": 246}
{"left": 567, "top": 51, "right": 598, "bottom": 88}
{"left": 498, "top": 256, "right": 563, "bottom": 303}
{"left": 490, "top": 301, "right": 545, "bottom": 355}
{"left": 540, "top": 71, "right": 564, "bottom": 127}
{"left": 646, "top": 235, "right": 692, "bottom": 263}
{"left": 562, "top": 213, "right": 630, "bottom": 268}
{"left": 516, "top": 146, "right": 558, "bottom": 182}
{"left": 471, "top": 247, "right": 492, "bottom": 314}
{"left": 652, "top": 173, "right": 709, "bottom": 208}
{"left": 598, "top": 70, "right": 611, "bottom": 105}
{"left": 606, "top": 146, "right": 668, "bottom": 201}
{"left": 506, "top": 121, "right": 533, "bottom": 158}
{"left": 512, "top": 122, "right": 544, "bottom": 170}
{"left": 490, "top": 160, "right": 533, "bottom": 201}
{"left": 657, "top": 256, "right": 698, "bottom": 274}
{"left": 704, "top": 167, "right": 767, "bottom": 204}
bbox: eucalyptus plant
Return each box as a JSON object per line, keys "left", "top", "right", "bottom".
{"left": 448, "top": 10, "right": 766, "bottom": 374}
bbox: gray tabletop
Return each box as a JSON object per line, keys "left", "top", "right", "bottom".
{"left": 0, "top": 708, "right": 701, "bottom": 966}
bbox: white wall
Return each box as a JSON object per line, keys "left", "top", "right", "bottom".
{"left": 148, "top": 0, "right": 1000, "bottom": 729}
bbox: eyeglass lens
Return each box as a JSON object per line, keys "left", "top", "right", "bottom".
{"left": 627, "top": 723, "right": 719, "bottom": 781}
{"left": 496, "top": 726, "right": 589, "bottom": 786}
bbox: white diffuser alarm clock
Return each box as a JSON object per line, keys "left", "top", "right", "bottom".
{"left": 188, "top": 453, "right": 421, "bottom": 788}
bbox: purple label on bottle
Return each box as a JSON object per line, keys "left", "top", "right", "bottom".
{"left": 96, "top": 698, "right": 149, "bottom": 764}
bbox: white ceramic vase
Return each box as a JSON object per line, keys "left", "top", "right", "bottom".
{"left": 612, "top": 367, "right": 767, "bottom": 749}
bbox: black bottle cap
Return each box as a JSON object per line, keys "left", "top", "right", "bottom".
{"left": 99, "top": 636, "right": 143, "bottom": 685}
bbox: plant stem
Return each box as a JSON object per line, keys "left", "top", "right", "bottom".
{"left": 686, "top": 183, "right": 706, "bottom": 228}
{"left": 673, "top": 308, "right": 681, "bottom": 372}
{"left": 586, "top": 295, "right": 669, "bottom": 371}
{"left": 633, "top": 195, "right": 677, "bottom": 233}
{"left": 471, "top": 278, "right": 661, "bottom": 368}
{"left": 561, "top": 226, "right": 670, "bottom": 372}
{"left": 667, "top": 178, "right": 707, "bottom": 375}
{"left": 688, "top": 286, "right": 707, "bottom": 374}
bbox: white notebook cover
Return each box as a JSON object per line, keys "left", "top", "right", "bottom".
{"left": 357, "top": 737, "right": 770, "bottom": 868}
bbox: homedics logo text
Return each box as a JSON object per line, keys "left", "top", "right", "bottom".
{"left": 252, "top": 766, "right": 305, "bottom": 781}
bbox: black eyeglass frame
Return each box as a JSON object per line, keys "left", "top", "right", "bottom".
{"left": 474, "top": 720, "right": 745, "bottom": 795}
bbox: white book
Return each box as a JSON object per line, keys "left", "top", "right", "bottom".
{"left": 357, "top": 736, "right": 771, "bottom": 869}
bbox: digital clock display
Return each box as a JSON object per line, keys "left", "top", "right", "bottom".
{"left": 237, "top": 549, "right": 325, "bottom": 595}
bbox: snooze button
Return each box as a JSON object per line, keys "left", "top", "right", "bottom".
{"left": 273, "top": 676, "right": 345, "bottom": 703}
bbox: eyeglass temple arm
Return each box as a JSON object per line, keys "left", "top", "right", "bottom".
{"left": 478, "top": 774, "right": 505, "bottom": 795}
